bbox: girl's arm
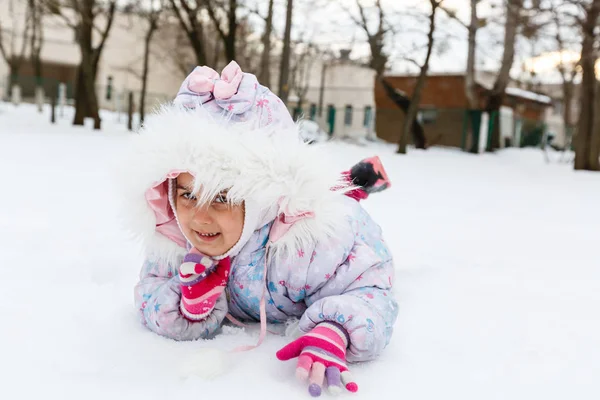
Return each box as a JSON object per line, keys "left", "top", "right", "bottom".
{"left": 134, "top": 256, "right": 227, "bottom": 341}
{"left": 298, "top": 200, "right": 399, "bottom": 362}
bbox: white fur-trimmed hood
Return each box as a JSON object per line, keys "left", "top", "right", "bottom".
{"left": 117, "top": 104, "right": 352, "bottom": 264}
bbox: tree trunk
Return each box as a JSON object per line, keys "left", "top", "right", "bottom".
{"left": 8, "top": 63, "right": 19, "bottom": 93}
{"left": 465, "top": 0, "right": 478, "bottom": 110}
{"left": 398, "top": 1, "right": 438, "bottom": 154}
{"left": 484, "top": 0, "right": 522, "bottom": 151}
{"left": 191, "top": 31, "right": 208, "bottom": 66}
{"left": 563, "top": 80, "right": 573, "bottom": 128}
{"left": 562, "top": 77, "right": 575, "bottom": 150}
{"left": 72, "top": 0, "right": 116, "bottom": 130}
{"left": 212, "top": 38, "right": 221, "bottom": 70}
{"left": 574, "top": 0, "right": 600, "bottom": 171}
{"left": 73, "top": 65, "right": 89, "bottom": 126}
{"left": 140, "top": 23, "right": 157, "bottom": 126}
{"left": 278, "top": 0, "right": 293, "bottom": 104}
{"left": 28, "top": 0, "right": 43, "bottom": 101}
{"left": 224, "top": 0, "right": 237, "bottom": 62}
{"left": 379, "top": 78, "right": 425, "bottom": 150}
{"left": 258, "top": 0, "right": 274, "bottom": 87}
{"left": 73, "top": 56, "right": 100, "bottom": 128}
{"left": 169, "top": 0, "right": 207, "bottom": 67}
{"left": 73, "top": 3, "right": 97, "bottom": 128}
{"left": 590, "top": 80, "right": 600, "bottom": 169}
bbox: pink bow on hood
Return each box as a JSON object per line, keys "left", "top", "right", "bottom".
{"left": 187, "top": 62, "right": 244, "bottom": 100}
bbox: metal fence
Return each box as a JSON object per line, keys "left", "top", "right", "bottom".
{"left": 1, "top": 76, "right": 570, "bottom": 150}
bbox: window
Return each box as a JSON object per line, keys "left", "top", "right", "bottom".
{"left": 327, "top": 105, "right": 336, "bottom": 135}
{"left": 309, "top": 104, "right": 317, "bottom": 121}
{"left": 344, "top": 105, "right": 353, "bottom": 126}
{"left": 106, "top": 76, "right": 113, "bottom": 101}
{"left": 418, "top": 107, "right": 438, "bottom": 124}
{"left": 363, "top": 106, "right": 373, "bottom": 127}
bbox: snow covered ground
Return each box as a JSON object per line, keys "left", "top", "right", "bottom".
{"left": 1, "top": 103, "right": 599, "bottom": 400}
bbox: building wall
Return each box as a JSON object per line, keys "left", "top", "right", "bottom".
{"left": 0, "top": 1, "right": 186, "bottom": 110}
{"left": 375, "top": 74, "right": 550, "bottom": 148}
{"left": 374, "top": 75, "right": 471, "bottom": 145}
{"left": 1, "top": 1, "right": 375, "bottom": 133}
{"left": 288, "top": 58, "right": 376, "bottom": 140}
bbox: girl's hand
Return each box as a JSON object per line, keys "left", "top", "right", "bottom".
{"left": 276, "top": 322, "right": 358, "bottom": 397}
{"left": 179, "top": 249, "right": 231, "bottom": 321}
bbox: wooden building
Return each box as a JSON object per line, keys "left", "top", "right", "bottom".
{"left": 375, "top": 74, "right": 552, "bottom": 148}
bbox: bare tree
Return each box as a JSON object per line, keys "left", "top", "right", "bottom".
{"left": 574, "top": 0, "right": 600, "bottom": 170}
{"left": 551, "top": 6, "right": 579, "bottom": 141}
{"left": 278, "top": 0, "right": 293, "bottom": 104}
{"left": 205, "top": 0, "right": 239, "bottom": 63}
{"left": 28, "top": 0, "right": 45, "bottom": 111}
{"left": 154, "top": 24, "right": 196, "bottom": 78}
{"left": 256, "top": 0, "right": 274, "bottom": 87}
{"left": 0, "top": 0, "right": 31, "bottom": 95}
{"left": 465, "top": 0, "right": 480, "bottom": 110}
{"left": 169, "top": 0, "right": 208, "bottom": 66}
{"left": 440, "top": 2, "right": 482, "bottom": 152}
{"left": 398, "top": 0, "right": 442, "bottom": 154}
{"left": 290, "top": 42, "right": 316, "bottom": 119}
{"left": 136, "top": 0, "right": 164, "bottom": 126}
{"left": 484, "top": 0, "right": 524, "bottom": 151}
{"left": 351, "top": 0, "right": 387, "bottom": 76}
{"left": 235, "top": 16, "right": 262, "bottom": 74}
{"left": 47, "top": 0, "right": 117, "bottom": 129}
{"left": 346, "top": 0, "right": 427, "bottom": 150}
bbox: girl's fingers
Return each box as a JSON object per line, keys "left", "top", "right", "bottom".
{"left": 341, "top": 370, "right": 359, "bottom": 393}
{"left": 295, "top": 354, "right": 312, "bottom": 381}
{"left": 308, "top": 362, "right": 326, "bottom": 397}
{"left": 325, "top": 366, "right": 343, "bottom": 396}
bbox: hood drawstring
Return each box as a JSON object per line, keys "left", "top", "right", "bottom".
{"left": 226, "top": 244, "right": 274, "bottom": 352}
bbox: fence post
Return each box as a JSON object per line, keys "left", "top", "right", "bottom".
{"left": 51, "top": 86, "right": 57, "bottom": 124}
{"left": 58, "top": 83, "right": 66, "bottom": 117}
{"left": 35, "top": 86, "right": 45, "bottom": 113}
{"left": 11, "top": 85, "right": 21, "bottom": 106}
{"left": 116, "top": 91, "right": 122, "bottom": 122}
{"left": 127, "top": 91, "right": 134, "bottom": 131}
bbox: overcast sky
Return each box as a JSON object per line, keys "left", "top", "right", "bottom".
{"left": 257, "top": 0, "right": 576, "bottom": 82}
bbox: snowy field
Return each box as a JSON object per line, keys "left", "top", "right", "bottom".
{"left": 1, "top": 103, "right": 599, "bottom": 400}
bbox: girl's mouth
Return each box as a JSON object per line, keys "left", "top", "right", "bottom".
{"left": 194, "top": 231, "right": 221, "bottom": 242}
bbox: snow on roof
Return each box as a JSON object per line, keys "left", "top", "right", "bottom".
{"left": 505, "top": 87, "right": 552, "bottom": 105}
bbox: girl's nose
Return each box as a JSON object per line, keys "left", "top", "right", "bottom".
{"left": 191, "top": 204, "right": 213, "bottom": 225}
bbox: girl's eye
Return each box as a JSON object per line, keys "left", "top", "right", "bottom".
{"left": 181, "top": 192, "right": 196, "bottom": 201}
{"left": 213, "top": 194, "right": 227, "bottom": 204}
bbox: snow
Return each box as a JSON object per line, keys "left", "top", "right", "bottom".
{"left": 1, "top": 103, "right": 599, "bottom": 400}
{"left": 505, "top": 87, "right": 553, "bottom": 105}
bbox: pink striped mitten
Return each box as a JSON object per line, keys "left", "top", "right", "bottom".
{"left": 179, "top": 249, "right": 231, "bottom": 321}
{"left": 276, "top": 322, "right": 358, "bottom": 397}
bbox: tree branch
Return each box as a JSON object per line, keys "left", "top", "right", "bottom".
{"left": 39, "top": 0, "right": 77, "bottom": 29}
{"left": 355, "top": 0, "right": 371, "bottom": 35}
{"left": 205, "top": 0, "right": 227, "bottom": 43}
{"left": 439, "top": 4, "right": 468, "bottom": 29}
{"left": 0, "top": 24, "right": 9, "bottom": 63}
{"left": 169, "top": 0, "right": 193, "bottom": 35}
{"left": 93, "top": 0, "right": 116, "bottom": 67}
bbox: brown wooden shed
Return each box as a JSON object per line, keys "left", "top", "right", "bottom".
{"left": 375, "top": 74, "right": 552, "bottom": 148}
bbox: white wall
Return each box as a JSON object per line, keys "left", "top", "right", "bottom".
{"left": 290, "top": 57, "right": 376, "bottom": 140}
{"left": 0, "top": 1, "right": 185, "bottom": 110}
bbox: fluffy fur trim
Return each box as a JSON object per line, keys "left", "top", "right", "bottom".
{"left": 117, "top": 104, "right": 352, "bottom": 264}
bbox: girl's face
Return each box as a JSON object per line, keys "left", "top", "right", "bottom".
{"left": 174, "top": 173, "right": 244, "bottom": 257}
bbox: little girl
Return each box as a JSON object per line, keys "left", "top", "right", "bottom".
{"left": 122, "top": 62, "right": 398, "bottom": 397}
